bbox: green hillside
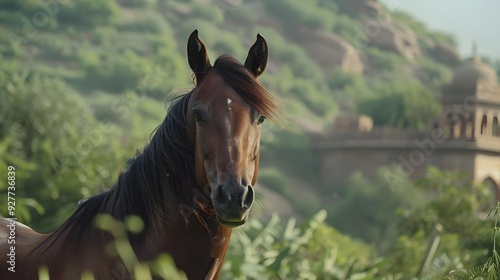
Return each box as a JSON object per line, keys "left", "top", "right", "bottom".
{"left": 2, "top": 0, "right": 498, "bottom": 278}
{"left": 0, "top": 0, "right": 455, "bottom": 128}
{"left": 0, "top": 0, "right": 456, "bottom": 202}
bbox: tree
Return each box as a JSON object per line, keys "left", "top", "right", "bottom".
{"left": 0, "top": 71, "right": 127, "bottom": 232}
{"left": 356, "top": 78, "right": 441, "bottom": 131}
{"left": 327, "top": 166, "right": 426, "bottom": 253}
{"left": 378, "top": 167, "right": 495, "bottom": 278}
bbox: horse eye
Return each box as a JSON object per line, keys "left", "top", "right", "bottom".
{"left": 257, "top": 116, "right": 266, "bottom": 125}
{"left": 192, "top": 111, "right": 203, "bottom": 123}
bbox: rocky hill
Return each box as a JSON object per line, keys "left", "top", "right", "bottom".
{"left": 0, "top": 0, "right": 464, "bottom": 220}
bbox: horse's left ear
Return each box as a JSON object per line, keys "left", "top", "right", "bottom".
{"left": 244, "top": 34, "right": 268, "bottom": 78}
{"left": 187, "top": 29, "right": 211, "bottom": 83}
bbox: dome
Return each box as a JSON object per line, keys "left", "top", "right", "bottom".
{"left": 450, "top": 56, "right": 497, "bottom": 89}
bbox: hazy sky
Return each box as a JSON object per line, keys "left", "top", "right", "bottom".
{"left": 379, "top": 0, "right": 500, "bottom": 60}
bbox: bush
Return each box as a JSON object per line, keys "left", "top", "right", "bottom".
{"left": 416, "top": 57, "right": 452, "bottom": 90}
{"left": 329, "top": 68, "right": 372, "bottom": 103}
{"left": 328, "top": 167, "right": 426, "bottom": 253}
{"left": 223, "top": 210, "right": 377, "bottom": 279}
{"left": 56, "top": 0, "right": 120, "bottom": 27}
{"left": 265, "top": 0, "right": 335, "bottom": 31}
{"left": 190, "top": 2, "right": 223, "bottom": 23}
{"left": 356, "top": 77, "right": 441, "bottom": 130}
{"left": 0, "top": 0, "right": 38, "bottom": 12}
{"left": 77, "top": 50, "right": 153, "bottom": 93}
{"left": 289, "top": 78, "right": 335, "bottom": 116}
{"left": 0, "top": 71, "right": 126, "bottom": 232}
{"left": 212, "top": 33, "right": 245, "bottom": 58}
{"left": 116, "top": 12, "right": 170, "bottom": 34}
{"left": 366, "top": 47, "right": 407, "bottom": 72}
{"left": 331, "top": 14, "right": 364, "bottom": 46}
{"left": 122, "top": 0, "right": 158, "bottom": 8}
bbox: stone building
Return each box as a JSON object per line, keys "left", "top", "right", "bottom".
{"left": 312, "top": 56, "right": 500, "bottom": 199}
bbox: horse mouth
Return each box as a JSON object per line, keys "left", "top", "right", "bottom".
{"left": 216, "top": 216, "right": 247, "bottom": 228}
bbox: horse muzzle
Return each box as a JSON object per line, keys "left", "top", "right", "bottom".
{"left": 211, "top": 184, "right": 254, "bottom": 227}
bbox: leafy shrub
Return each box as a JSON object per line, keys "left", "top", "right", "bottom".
{"left": 0, "top": 0, "right": 38, "bottom": 12}
{"left": 265, "top": 0, "right": 335, "bottom": 31}
{"left": 331, "top": 14, "right": 365, "bottom": 46}
{"left": 225, "top": 5, "right": 258, "bottom": 25}
{"left": 116, "top": 12, "right": 170, "bottom": 34}
{"left": 329, "top": 68, "right": 365, "bottom": 90}
{"left": 91, "top": 26, "right": 116, "bottom": 45}
{"left": 289, "top": 78, "right": 335, "bottom": 116}
{"left": 328, "top": 166, "right": 426, "bottom": 253}
{"left": 416, "top": 57, "right": 452, "bottom": 90}
{"left": 56, "top": 0, "right": 120, "bottom": 27}
{"left": 379, "top": 167, "right": 497, "bottom": 278}
{"left": 223, "top": 210, "right": 376, "bottom": 279}
{"left": 356, "top": 77, "right": 441, "bottom": 130}
{"left": 365, "top": 47, "right": 408, "bottom": 72}
{"left": 77, "top": 50, "right": 153, "bottom": 92}
{"left": 0, "top": 72, "right": 127, "bottom": 231}
{"left": 189, "top": 2, "right": 223, "bottom": 23}
{"left": 122, "top": 0, "right": 158, "bottom": 8}
{"left": 428, "top": 31, "right": 457, "bottom": 46}
{"left": 447, "top": 203, "right": 500, "bottom": 279}
{"left": 212, "top": 33, "right": 245, "bottom": 58}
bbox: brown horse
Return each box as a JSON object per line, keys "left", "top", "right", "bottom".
{"left": 0, "top": 30, "right": 279, "bottom": 280}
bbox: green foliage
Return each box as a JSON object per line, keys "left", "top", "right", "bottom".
{"left": 289, "top": 78, "right": 335, "bottom": 116}
{"left": 116, "top": 12, "right": 170, "bottom": 34}
{"left": 392, "top": 11, "right": 429, "bottom": 41}
{"left": 265, "top": 0, "right": 336, "bottom": 31}
{"left": 328, "top": 166, "right": 426, "bottom": 253}
{"left": 87, "top": 214, "right": 186, "bottom": 279}
{"left": 0, "top": 1, "right": 478, "bottom": 278}
{"left": 211, "top": 33, "right": 246, "bottom": 58}
{"left": 356, "top": 77, "right": 441, "bottom": 130}
{"left": 223, "top": 210, "right": 376, "bottom": 279}
{"left": 428, "top": 31, "right": 457, "bottom": 47}
{"left": 447, "top": 203, "right": 500, "bottom": 280}
{"left": 57, "top": 0, "right": 121, "bottom": 27}
{"left": 331, "top": 14, "right": 365, "bottom": 46}
{"left": 0, "top": 72, "right": 127, "bottom": 231}
{"left": 122, "top": 0, "right": 158, "bottom": 8}
{"left": 399, "top": 168, "right": 493, "bottom": 264}
{"left": 85, "top": 50, "right": 150, "bottom": 91}
{"left": 416, "top": 57, "right": 452, "bottom": 90}
{"left": 366, "top": 47, "right": 408, "bottom": 72}
{"left": 329, "top": 67, "right": 372, "bottom": 103}
{"left": 225, "top": 5, "right": 258, "bottom": 25}
{"left": 0, "top": 0, "right": 39, "bottom": 11}
{"left": 189, "top": 2, "right": 223, "bottom": 23}
{"left": 376, "top": 167, "right": 496, "bottom": 278}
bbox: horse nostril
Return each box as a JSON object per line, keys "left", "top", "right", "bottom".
{"left": 242, "top": 185, "right": 254, "bottom": 209}
{"left": 214, "top": 185, "right": 230, "bottom": 207}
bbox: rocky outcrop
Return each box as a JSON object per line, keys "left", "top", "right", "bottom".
{"left": 429, "top": 42, "right": 460, "bottom": 66}
{"left": 298, "top": 27, "right": 364, "bottom": 74}
{"left": 336, "top": 0, "right": 383, "bottom": 18}
{"left": 366, "top": 20, "right": 421, "bottom": 60}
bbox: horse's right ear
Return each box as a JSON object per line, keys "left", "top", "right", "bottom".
{"left": 187, "top": 30, "right": 211, "bottom": 83}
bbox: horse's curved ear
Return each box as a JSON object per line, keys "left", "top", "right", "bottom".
{"left": 187, "top": 29, "right": 211, "bottom": 83}
{"left": 244, "top": 34, "right": 268, "bottom": 78}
